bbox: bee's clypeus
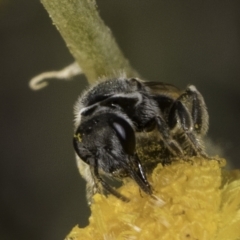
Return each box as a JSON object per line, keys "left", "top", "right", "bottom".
{"left": 73, "top": 77, "right": 209, "bottom": 204}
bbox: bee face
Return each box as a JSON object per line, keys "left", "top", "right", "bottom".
{"left": 73, "top": 77, "right": 209, "bottom": 204}
{"left": 74, "top": 112, "right": 136, "bottom": 162}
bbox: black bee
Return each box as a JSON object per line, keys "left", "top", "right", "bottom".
{"left": 73, "top": 77, "right": 208, "bottom": 204}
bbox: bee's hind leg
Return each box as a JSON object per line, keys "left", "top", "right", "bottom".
{"left": 167, "top": 85, "right": 209, "bottom": 158}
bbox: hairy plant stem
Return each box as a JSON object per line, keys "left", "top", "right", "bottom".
{"left": 41, "top": 0, "right": 138, "bottom": 84}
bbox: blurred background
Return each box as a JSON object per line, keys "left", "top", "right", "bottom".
{"left": 1, "top": 0, "right": 240, "bottom": 239}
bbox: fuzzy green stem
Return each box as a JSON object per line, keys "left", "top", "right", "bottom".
{"left": 41, "top": 0, "right": 138, "bottom": 84}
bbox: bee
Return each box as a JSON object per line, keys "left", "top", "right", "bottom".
{"left": 73, "top": 77, "right": 209, "bottom": 204}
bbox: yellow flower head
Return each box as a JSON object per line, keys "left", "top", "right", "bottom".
{"left": 66, "top": 157, "right": 240, "bottom": 240}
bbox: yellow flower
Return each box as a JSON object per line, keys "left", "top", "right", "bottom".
{"left": 65, "top": 157, "right": 240, "bottom": 240}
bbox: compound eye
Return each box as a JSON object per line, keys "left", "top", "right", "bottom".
{"left": 110, "top": 116, "right": 136, "bottom": 155}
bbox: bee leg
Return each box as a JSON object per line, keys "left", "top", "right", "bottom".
{"left": 91, "top": 160, "right": 130, "bottom": 202}
{"left": 168, "top": 98, "right": 206, "bottom": 157}
{"left": 186, "top": 85, "right": 209, "bottom": 136}
{"left": 155, "top": 116, "right": 184, "bottom": 157}
{"left": 129, "top": 154, "right": 152, "bottom": 195}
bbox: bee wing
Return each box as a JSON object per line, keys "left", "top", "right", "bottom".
{"left": 142, "top": 81, "right": 181, "bottom": 99}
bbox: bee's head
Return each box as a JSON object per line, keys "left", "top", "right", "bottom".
{"left": 73, "top": 113, "right": 135, "bottom": 169}
{"left": 73, "top": 112, "right": 152, "bottom": 198}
